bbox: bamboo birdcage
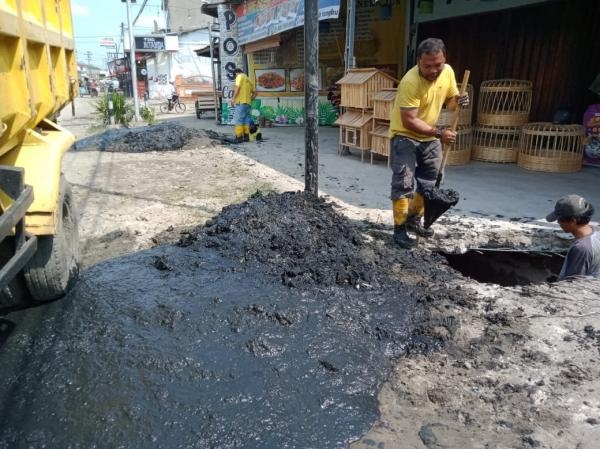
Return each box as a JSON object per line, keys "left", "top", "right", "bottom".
{"left": 477, "top": 79, "right": 532, "bottom": 126}
{"left": 369, "top": 121, "right": 391, "bottom": 166}
{"left": 336, "top": 68, "right": 398, "bottom": 110}
{"left": 472, "top": 124, "right": 522, "bottom": 163}
{"left": 437, "top": 83, "right": 474, "bottom": 127}
{"left": 372, "top": 88, "right": 397, "bottom": 120}
{"left": 334, "top": 109, "right": 374, "bottom": 161}
{"left": 517, "top": 123, "right": 584, "bottom": 173}
{"left": 446, "top": 125, "right": 473, "bottom": 166}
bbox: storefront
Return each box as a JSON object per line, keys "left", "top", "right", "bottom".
{"left": 215, "top": 0, "right": 407, "bottom": 125}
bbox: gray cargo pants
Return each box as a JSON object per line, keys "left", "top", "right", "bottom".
{"left": 390, "top": 135, "right": 442, "bottom": 200}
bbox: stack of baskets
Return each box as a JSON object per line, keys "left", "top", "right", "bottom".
{"left": 437, "top": 83, "right": 474, "bottom": 165}
{"left": 472, "top": 79, "right": 532, "bottom": 163}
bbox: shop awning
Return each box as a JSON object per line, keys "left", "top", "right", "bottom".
{"left": 244, "top": 35, "right": 280, "bottom": 53}
{"left": 195, "top": 42, "right": 219, "bottom": 59}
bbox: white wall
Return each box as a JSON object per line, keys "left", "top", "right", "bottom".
{"left": 144, "top": 29, "right": 212, "bottom": 100}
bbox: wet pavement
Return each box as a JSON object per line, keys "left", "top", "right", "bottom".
{"left": 0, "top": 192, "right": 461, "bottom": 448}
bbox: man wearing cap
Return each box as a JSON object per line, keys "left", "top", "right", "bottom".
{"left": 546, "top": 194, "right": 600, "bottom": 280}
{"left": 231, "top": 68, "right": 256, "bottom": 143}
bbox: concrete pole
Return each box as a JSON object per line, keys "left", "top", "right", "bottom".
{"left": 344, "top": 0, "right": 356, "bottom": 73}
{"left": 208, "top": 23, "right": 220, "bottom": 123}
{"left": 304, "top": 0, "right": 319, "bottom": 196}
{"left": 125, "top": 0, "right": 141, "bottom": 121}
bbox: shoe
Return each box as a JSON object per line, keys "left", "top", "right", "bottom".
{"left": 243, "top": 134, "right": 250, "bottom": 142}
{"left": 405, "top": 216, "right": 434, "bottom": 238}
{"left": 393, "top": 225, "right": 416, "bottom": 248}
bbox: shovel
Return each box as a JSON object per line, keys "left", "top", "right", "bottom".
{"left": 423, "top": 70, "right": 470, "bottom": 229}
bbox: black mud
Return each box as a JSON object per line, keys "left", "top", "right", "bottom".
{"left": 72, "top": 121, "right": 207, "bottom": 152}
{"left": 0, "top": 192, "right": 466, "bottom": 449}
{"left": 423, "top": 187, "right": 460, "bottom": 229}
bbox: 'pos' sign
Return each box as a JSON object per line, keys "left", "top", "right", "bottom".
{"left": 219, "top": 5, "right": 244, "bottom": 125}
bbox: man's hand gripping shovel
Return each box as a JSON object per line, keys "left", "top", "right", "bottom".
{"left": 423, "top": 70, "right": 471, "bottom": 229}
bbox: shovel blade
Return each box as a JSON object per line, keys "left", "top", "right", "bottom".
{"left": 423, "top": 188, "right": 459, "bottom": 229}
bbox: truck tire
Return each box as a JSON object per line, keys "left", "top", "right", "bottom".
{"left": 24, "top": 176, "right": 80, "bottom": 302}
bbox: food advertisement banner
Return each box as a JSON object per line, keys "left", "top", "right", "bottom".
{"left": 234, "top": 0, "right": 340, "bottom": 45}
{"left": 255, "top": 69, "right": 286, "bottom": 92}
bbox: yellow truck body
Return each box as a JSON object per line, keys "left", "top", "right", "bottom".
{"left": 1, "top": 0, "right": 77, "bottom": 227}
{"left": 0, "top": 0, "right": 80, "bottom": 303}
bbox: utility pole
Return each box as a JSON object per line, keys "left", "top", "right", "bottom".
{"left": 304, "top": 0, "right": 319, "bottom": 196}
{"left": 85, "top": 51, "right": 93, "bottom": 76}
{"left": 124, "top": 0, "right": 141, "bottom": 121}
{"left": 344, "top": 0, "right": 356, "bottom": 73}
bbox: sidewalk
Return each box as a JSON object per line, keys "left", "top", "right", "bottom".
{"left": 171, "top": 114, "right": 600, "bottom": 228}
{"left": 59, "top": 98, "right": 599, "bottom": 228}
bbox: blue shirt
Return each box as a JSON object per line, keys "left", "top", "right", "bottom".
{"left": 559, "top": 228, "right": 600, "bottom": 280}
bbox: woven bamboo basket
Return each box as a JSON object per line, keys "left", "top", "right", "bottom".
{"left": 446, "top": 125, "right": 473, "bottom": 166}
{"left": 477, "top": 79, "right": 532, "bottom": 126}
{"left": 472, "top": 124, "right": 521, "bottom": 163}
{"left": 437, "top": 83, "right": 474, "bottom": 127}
{"left": 517, "top": 123, "right": 584, "bottom": 173}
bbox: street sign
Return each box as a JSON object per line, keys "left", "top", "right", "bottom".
{"left": 99, "top": 38, "right": 115, "bottom": 47}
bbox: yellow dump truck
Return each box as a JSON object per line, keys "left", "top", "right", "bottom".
{"left": 0, "top": 0, "right": 79, "bottom": 305}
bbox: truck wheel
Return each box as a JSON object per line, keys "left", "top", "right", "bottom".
{"left": 24, "top": 177, "right": 80, "bottom": 302}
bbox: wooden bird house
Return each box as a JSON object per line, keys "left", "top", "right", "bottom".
{"left": 372, "top": 88, "right": 397, "bottom": 120}
{"left": 334, "top": 110, "right": 374, "bottom": 160}
{"left": 336, "top": 68, "right": 398, "bottom": 110}
{"left": 369, "top": 122, "right": 391, "bottom": 166}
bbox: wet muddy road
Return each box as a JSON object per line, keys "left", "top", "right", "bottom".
{"left": 0, "top": 193, "right": 459, "bottom": 448}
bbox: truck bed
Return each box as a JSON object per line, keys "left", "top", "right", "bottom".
{"left": 0, "top": 0, "right": 77, "bottom": 158}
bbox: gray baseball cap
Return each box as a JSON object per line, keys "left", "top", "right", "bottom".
{"left": 546, "top": 194, "right": 592, "bottom": 222}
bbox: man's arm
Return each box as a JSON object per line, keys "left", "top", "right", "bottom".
{"left": 231, "top": 85, "right": 240, "bottom": 104}
{"left": 400, "top": 107, "right": 456, "bottom": 143}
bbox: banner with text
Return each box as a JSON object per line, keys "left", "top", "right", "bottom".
{"left": 234, "top": 0, "right": 340, "bottom": 45}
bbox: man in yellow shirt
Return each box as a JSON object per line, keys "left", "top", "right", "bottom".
{"left": 389, "top": 38, "right": 468, "bottom": 248}
{"left": 231, "top": 68, "right": 257, "bottom": 143}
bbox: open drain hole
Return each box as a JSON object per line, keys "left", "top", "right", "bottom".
{"left": 441, "top": 248, "right": 566, "bottom": 287}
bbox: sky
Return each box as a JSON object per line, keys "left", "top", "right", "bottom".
{"left": 72, "top": 0, "right": 167, "bottom": 70}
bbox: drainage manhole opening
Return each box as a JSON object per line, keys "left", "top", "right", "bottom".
{"left": 441, "top": 249, "right": 566, "bottom": 287}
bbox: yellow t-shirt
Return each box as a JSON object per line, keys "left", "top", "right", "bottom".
{"left": 235, "top": 73, "right": 255, "bottom": 105}
{"left": 389, "top": 64, "right": 459, "bottom": 141}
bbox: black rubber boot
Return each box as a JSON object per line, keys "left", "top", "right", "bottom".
{"left": 405, "top": 216, "right": 434, "bottom": 238}
{"left": 243, "top": 134, "right": 250, "bottom": 142}
{"left": 393, "top": 225, "right": 416, "bottom": 248}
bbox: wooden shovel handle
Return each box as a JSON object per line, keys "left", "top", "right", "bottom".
{"left": 436, "top": 70, "right": 471, "bottom": 187}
